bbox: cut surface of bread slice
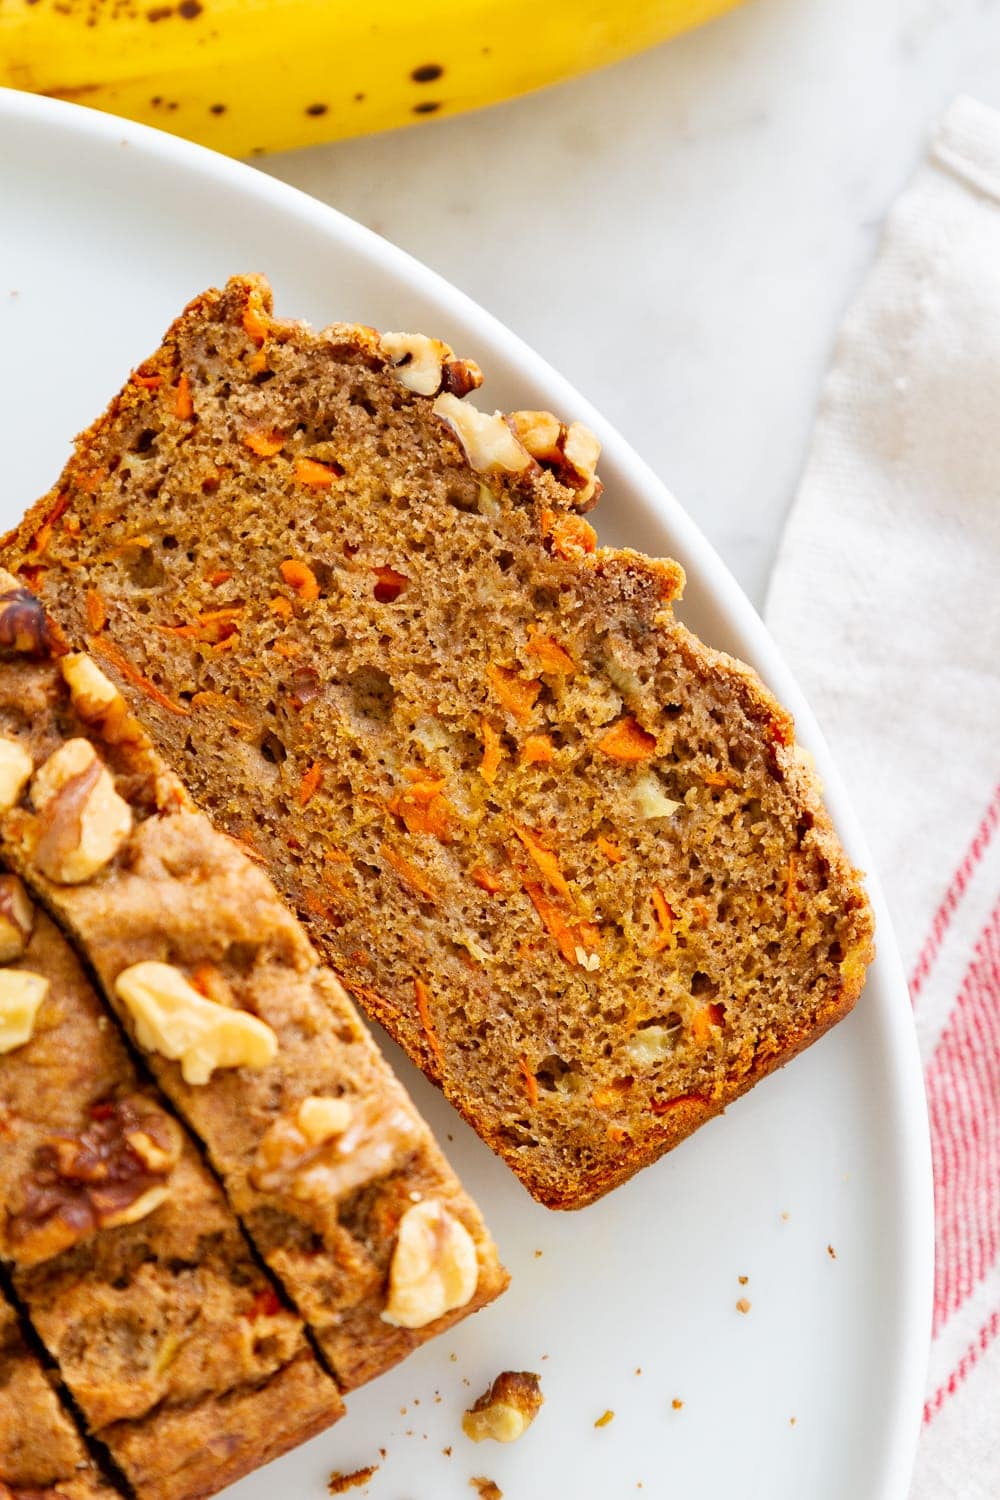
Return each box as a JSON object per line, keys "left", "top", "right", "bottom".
{"left": 0, "top": 864, "right": 341, "bottom": 1500}
{"left": 2, "top": 276, "right": 875, "bottom": 1209}
{"left": 0, "top": 1289, "right": 118, "bottom": 1499}
{"left": 0, "top": 586, "right": 507, "bottom": 1390}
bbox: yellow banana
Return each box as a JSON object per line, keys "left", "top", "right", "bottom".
{"left": 1, "top": 0, "right": 744, "bottom": 159}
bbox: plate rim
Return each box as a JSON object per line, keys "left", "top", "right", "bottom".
{"left": 0, "top": 85, "right": 934, "bottom": 1499}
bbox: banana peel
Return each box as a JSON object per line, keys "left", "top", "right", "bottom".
{"left": 1, "top": 0, "right": 745, "bottom": 159}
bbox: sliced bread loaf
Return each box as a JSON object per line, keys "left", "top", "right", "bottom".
{"left": 2, "top": 276, "right": 875, "bottom": 1209}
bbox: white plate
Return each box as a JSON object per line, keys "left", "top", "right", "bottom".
{"left": 0, "top": 89, "right": 932, "bottom": 1500}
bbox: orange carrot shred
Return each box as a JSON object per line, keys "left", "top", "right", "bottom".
{"left": 526, "top": 628, "right": 575, "bottom": 675}
{"left": 523, "top": 882, "right": 578, "bottom": 965}
{"left": 279, "top": 559, "right": 320, "bottom": 601}
{"left": 703, "top": 771, "right": 733, "bottom": 788}
{"left": 387, "top": 773, "right": 454, "bottom": 841}
{"left": 28, "top": 494, "right": 70, "bottom": 559}
{"left": 294, "top": 457, "right": 336, "bottom": 488}
{"left": 519, "top": 1055, "right": 539, "bottom": 1108}
{"left": 596, "top": 833, "right": 625, "bottom": 863}
{"left": 132, "top": 371, "right": 162, "bottom": 390}
{"left": 479, "top": 718, "right": 504, "bottom": 785}
{"left": 242, "top": 288, "right": 270, "bottom": 345}
{"left": 247, "top": 349, "right": 269, "bottom": 375}
{"left": 380, "top": 845, "right": 438, "bottom": 902}
{"left": 691, "top": 1003, "right": 725, "bottom": 1046}
{"left": 299, "top": 761, "right": 323, "bottom": 807}
{"left": 591, "top": 1088, "right": 614, "bottom": 1109}
{"left": 174, "top": 372, "right": 194, "bottom": 420}
{"left": 649, "top": 886, "right": 674, "bottom": 953}
{"left": 414, "top": 978, "right": 446, "bottom": 1074}
{"left": 84, "top": 589, "right": 107, "bottom": 634}
{"left": 272, "top": 640, "right": 302, "bottom": 659}
{"left": 785, "top": 852, "right": 797, "bottom": 914}
{"left": 243, "top": 427, "right": 286, "bottom": 458}
{"left": 540, "top": 507, "right": 597, "bottom": 559}
{"left": 487, "top": 663, "right": 541, "bottom": 725}
{"left": 207, "top": 568, "right": 233, "bottom": 588}
{"left": 88, "top": 636, "right": 189, "bottom": 716}
{"left": 522, "top": 734, "right": 555, "bottom": 766}
{"left": 513, "top": 825, "right": 575, "bottom": 906}
{"left": 470, "top": 863, "right": 503, "bottom": 895}
{"left": 269, "top": 595, "right": 293, "bottom": 619}
{"left": 597, "top": 717, "right": 657, "bottom": 763}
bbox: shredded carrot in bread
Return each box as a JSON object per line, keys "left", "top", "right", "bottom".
{"left": 607, "top": 1124, "right": 629, "bottom": 1145}
{"left": 526, "top": 628, "right": 576, "bottom": 675}
{"left": 62, "top": 514, "right": 81, "bottom": 537}
{"left": 88, "top": 635, "right": 189, "bottom": 715}
{"left": 243, "top": 427, "right": 286, "bottom": 458}
{"left": 273, "top": 641, "right": 302, "bottom": 659}
{"left": 189, "top": 963, "right": 224, "bottom": 1000}
{"left": 479, "top": 718, "right": 504, "bottom": 785}
{"left": 242, "top": 288, "right": 270, "bottom": 344}
{"left": 299, "top": 761, "right": 323, "bottom": 806}
{"left": 27, "top": 494, "right": 70, "bottom": 559}
{"left": 518, "top": 1055, "right": 539, "bottom": 1108}
{"left": 703, "top": 770, "right": 734, "bottom": 788}
{"left": 132, "top": 371, "right": 162, "bottom": 390}
{"left": 77, "top": 465, "right": 107, "bottom": 494}
{"left": 523, "top": 881, "right": 578, "bottom": 965}
{"left": 380, "top": 845, "right": 438, "bottom": 902}
{"left": 247, "top": 349, "right": 269, "bottom": 375}
{"left": 591, "top": 1088, "right": 614, "bottom": 1109}
{"left": 84, "top": 588, "right": 107, "bottom": 634}
{"left": 269, "top": 594, "right": 293, "bottom": 619}
{"left": 691, "top": 1003, "right": 726, "bottom": 1046}
{"left": 207, "top": 568, "right": 233, "bottom": 588}
{"left": 785, "top": 852, "right": 797, "bottom": 914}
{"left": 212, "top": 634, "right": 239, "bottom": 653}
{"left": 512, "top": 825, "right": 574, "bottom": 906}
{"left": 414, "top": 978, "right": 446, "bottom": 1073}
{"left": 540, "top": 507, "right": 597, "bottom": 559}
{"left": 597, "top": 717, "right": 657, "bottom": 763}
{"left": 388, "top": 773, "right": 454, "bottom": 841}
{"left": 294, "top": 457, "right": 336, "bottom": 488}
{"left": 649, "top": 886, "right": 675, "bottom": 953}
{"left": 470, "top": 864, "right": 503, "bottom": 895}
{"left": 522, "top": 733, "right": 555, "bottom": 765}
{"left": 94, "top": 535, "right": 153, "bottom": 563}
{"left": 174, "top": 372, "right": 194, "bottom": 420}
{"left": 487, "top": 663, "right": 541, "bottom": 725}
{"left": 279, "top": 559, "right": 320, "bottom": 601}
{"left": 596, "top": 834, "right": 625, "bottom": 863}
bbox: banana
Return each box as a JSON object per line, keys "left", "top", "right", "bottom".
{"left": 1, "top": 0, "right": 744, "bottom": 159}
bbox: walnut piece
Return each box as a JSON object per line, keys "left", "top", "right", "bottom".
{"left": 0, "top": 969, "right": 48, "bottom": 1055}
{"left": 30, "top": 739, "right": 133, "bottom": 884}
{"left": 0, "top": 586, "right": 52, "bottom": 655}
{"left": 463, "top": 1371, "right": 544, "bottom": 1444}
{"left": 508, "top": 410, "right": 602, "bottom": 507}
{"left": 381, "top": 332, "right": 483, "bottom": 399}
{"left": 0, "top": 737, "right": 33, "bottom": 813}
{"left": 381, "top": 1198, "right": 479, "bottom": 1329}
{"left": 115, "top": 960, "right": 278, "bottom": 1085}
{"left": 0, "top": 875, "right": 35, "bottom": 963}
{"left": 632, "top": 770, "right": 681, "bottom": 820}
{"left": 432, "top": 393, "right": 532, "bottom": 476}
{"left": 9, "top": 1095, "right": 181, "bottom": 1263}
{"left": 251, "top": 1093, "right": 420, "bottom": 1204}
{"left": 60, "top": 653, "right": 143, "bottom": 745}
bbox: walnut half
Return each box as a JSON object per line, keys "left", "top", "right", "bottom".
{"left": 381, "top": 1199, "right": 479, "bottom": 1329}
{"left": 9, "top": 1095, "right": 182, "bottom": 1264}
{"left": 0, "top": 968, "right": 48, "bottom": 1055}
{"left": 380, "top": 332, "right": 483, "bottom": 399}
{"left": 115, "top": 961, "right": 278, "bottom": 1085}
{"left": 0, "top": 875, "right": 34, "bottom": 964}
{"left": 30, "top": 739, "right": 133, "bottom": 885}
{"left": 463, "top": 1371, "right": 545, "bottom": 1444}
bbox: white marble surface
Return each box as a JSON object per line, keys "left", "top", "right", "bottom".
{"left": 262, "top": 0, "right": 1000, "bottom": 606}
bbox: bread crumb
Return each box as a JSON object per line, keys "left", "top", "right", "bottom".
{"left": 443, "top": 1447, "right": 453, "bottom": 1457}
{"left": 780, "top": 1211, "right": 791, "bottom": 1222}
{"left": 470, "top": 1479, "right": 502, "bottom": 1500}
{"left": 534, "top": 1248, "right": 543, "bottom": 1258}
{"left": 594, "top": 1409, "right": 615, "bottom": 1428}
{"left": 672, "top": 1399, "right": 684, "bottom": 1411}
{"left": 827, "top": 1244, "right": 837, "bottom": 1259}
{"left": 634, "top": 1366, "right": 642, "bottom": 1376}
{"left": 738, "top": 1275, "right": 748, "bottom": 1285}
{"left": 790, "top": 1416, "right": 798, "bottom": 1426}
{"left": 736, "top": 1298, "right": 751, "bottom": 1314}
{"left": 450, "top": 1352, "right": 459, "bottom": 1362}
{"left": 327, "top": 1465, "right": 379, "bottom": 1495}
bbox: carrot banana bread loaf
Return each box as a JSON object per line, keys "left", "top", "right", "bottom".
{"left": 2, "top": 276, "right": 876, "bottom": 1209}
{"left": 0, "top": 848, "right": 342, "bottom": 1499}
{"left": 0, "top": 582, "right": 507, "bottom": 1389}
{"left": 0, "top": 1290, "right": 117, "bottom": 1500}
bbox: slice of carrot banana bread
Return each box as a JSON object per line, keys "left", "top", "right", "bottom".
{"left": 0, "top": 583, "right": 507, "bottom": 1390}
{"left": 0, "top": 853, "right": 342, "bottom": 1499}
{"left": 1, "top": 276, "right": 875, "bottom": 1210}
{"left": 0, "top": 1290, "right": 117, "bottom": 1500}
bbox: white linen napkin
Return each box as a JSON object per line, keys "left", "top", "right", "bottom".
{"left": 765, "top": 95, "right": 1000, "bottom": 1500}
